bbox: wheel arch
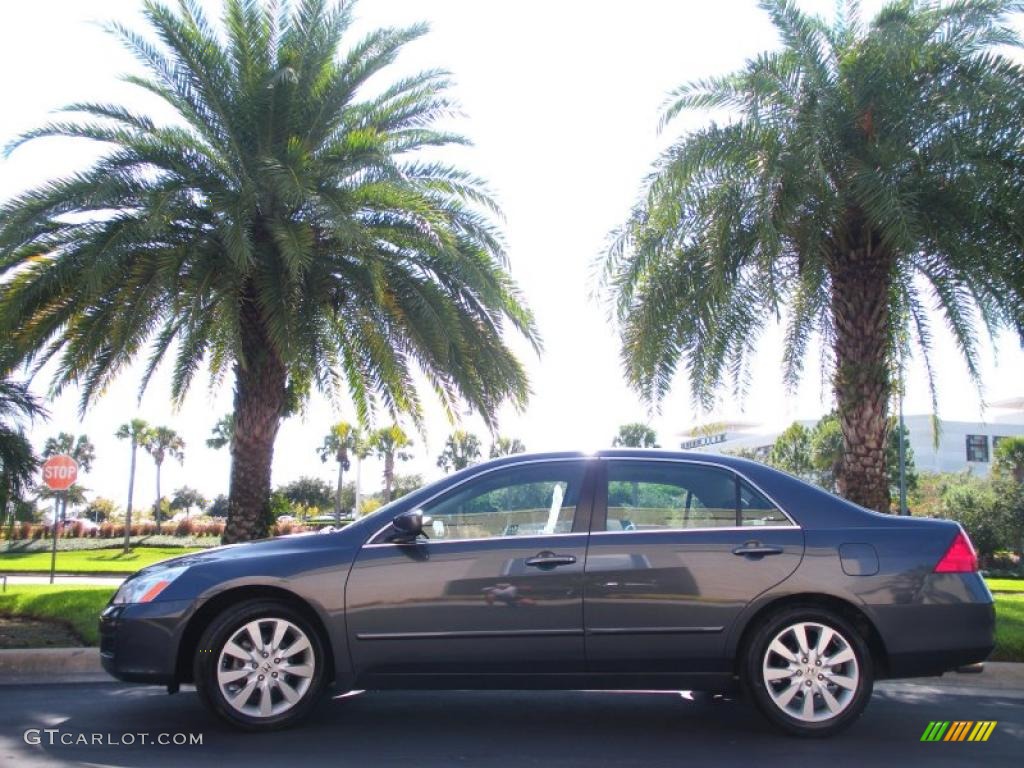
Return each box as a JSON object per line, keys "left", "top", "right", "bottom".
{"left": 730, "top": 593, "right": 890, "bottom": 680}
{"left": 175, "top": 585, "right": 336, "bottom": 685}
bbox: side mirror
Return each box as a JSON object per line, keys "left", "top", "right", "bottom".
{"left": 390, "top": 509, "right": 432, "bottom": 543}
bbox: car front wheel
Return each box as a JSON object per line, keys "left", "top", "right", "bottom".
{"left": 194, "top": 599, "right": 327, "bottom": 730}
{"left": 745, "top": 606, "right": 873, "bottom": 737}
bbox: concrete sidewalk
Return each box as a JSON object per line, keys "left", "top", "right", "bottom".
{"left": 2, "top": 646, "right": 1023, "bottom": 694}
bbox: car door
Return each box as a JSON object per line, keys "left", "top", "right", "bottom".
{"left": 346, "top": 459, "right": 595, "bottom": 680}
{"left": 583, "top": 458, "right": 804, "bottom": 675}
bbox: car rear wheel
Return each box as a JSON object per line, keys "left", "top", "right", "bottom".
{"left": 194, "top": 599, "right": 327, "bottom": 730}
{"left": 745, "top": 606, "right": 873, "bottom": 737}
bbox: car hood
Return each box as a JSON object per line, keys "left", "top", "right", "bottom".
{"left": 136, "top": 530, "right": 347, "bottom": 575}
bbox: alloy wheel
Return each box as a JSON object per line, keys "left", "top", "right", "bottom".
{"left": 761, "top": 620, "right": 860, "bottom": 723}
{"left": 216, "top": 618, "right": 316, "bottom": 719}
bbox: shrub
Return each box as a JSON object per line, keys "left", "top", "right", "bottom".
{"left": 937, "top": 477, "right": 1018, "bottom": 565}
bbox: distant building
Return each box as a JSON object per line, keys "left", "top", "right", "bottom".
{"left": 677, "top": 398, "right": 1024, "bottom": 476}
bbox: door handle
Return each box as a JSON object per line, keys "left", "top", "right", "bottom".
{"left": 732, "top": 543, "right": 784, "bottom": 557}
{"left": 525, "top": 552, "right": 577, "bottom": 568}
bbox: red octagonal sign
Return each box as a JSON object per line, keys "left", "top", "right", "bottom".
{"left": 42, "top": 454, "right": 78, "bottom": 491}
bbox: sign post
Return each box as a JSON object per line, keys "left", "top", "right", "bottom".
{"left": 42, "top": 455, "right": 78, "bottom": 585}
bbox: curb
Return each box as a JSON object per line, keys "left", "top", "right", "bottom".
{"left": 0, "top": 647, "right": 108, "bottom": 685}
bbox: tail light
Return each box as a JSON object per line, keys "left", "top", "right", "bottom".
{"left": 933, "top": 528, "right": 979, "bottom": 573}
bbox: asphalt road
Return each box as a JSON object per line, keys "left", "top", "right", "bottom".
{"left": 0, "top": 682, "right": 1020, "bottom": 767}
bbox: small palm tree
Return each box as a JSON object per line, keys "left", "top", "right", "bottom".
{"left": 437, "top": 429, "right": 482, "bottom": 473}
{"left": 370, "top": 424, "right": 413, "bottom": 503}
{"left": 489, "top": 436, "right": 525, "bottom": 458}
{"left": 143, "top": 426, "right": 185, "bottom": 526}
{"left": 601, "top": 0, "right": 1024, "bottom": 511}
{"left": 1, "top": 378, "right": 47, "bottom": 537}
{"left": 0, "top": 0, "right": 538, "bottom": 543}
{"left": 318, "top": 421, "right": 358, "bottom": 524}
{"left": 115, "top": 419, "right": 150, "bottom": 553}
{"left": 42, "top": 432, "right": 96, "bottom": 472}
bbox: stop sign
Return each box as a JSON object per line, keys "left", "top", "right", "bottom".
{"left": 42, "top": 455, "right": 78, "bottom": 491}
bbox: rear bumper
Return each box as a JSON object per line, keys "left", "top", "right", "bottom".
{"left": 99, "top": 599, "right": 194, "bottom": 685}
{"left": 870, "top": 599, "right": 995, "bottom": 679}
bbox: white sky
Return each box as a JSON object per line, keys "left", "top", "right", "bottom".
{"left": 1, "top": 0, "right": 1022, "bottom": 508}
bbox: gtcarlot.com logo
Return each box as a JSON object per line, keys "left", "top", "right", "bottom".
{"left": 23, "top": 729, "right": 203, "bottom": 746}
{"left": 920, "top": 721, "right": 997, "bottom": 742}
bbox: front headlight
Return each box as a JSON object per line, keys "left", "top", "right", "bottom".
{"left": 112, "top": 565, "right": 189, "bottom": 605}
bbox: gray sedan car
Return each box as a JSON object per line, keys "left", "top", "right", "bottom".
{"left": 99, "top": 450, "right": 994, "bottom": 736}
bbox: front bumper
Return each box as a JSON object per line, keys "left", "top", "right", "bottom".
{"left": 99, "top": 599, "right": 195, "bottom": 685}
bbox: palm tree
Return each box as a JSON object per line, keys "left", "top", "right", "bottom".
{"left": 42, "top": 432, "right": 96, "bottom": 472}
{"left": 143, "top": 426, "right": 185, "bottom": 526}
{"left": 612, "top": 423, "right": 659, "bottom": 449}
{"left": 1, "top": 378, "right": 46, "bottom": 539}
{"left": 0, "top": 0, "right": 538, "bottom": 543}
{"left": 437, "top": 429, "right": 481, "bottom": 473}
{"left": 601, "top": 0, "right": 1024, "bottom": 511}
{"left": 115, "top": 419, "right": 150, "bottom": 553}
{"left": 206, "top": 414, "right": 234, "bottom": 450}
{"left": 370, "top": 424, "right": 413, "bottom": 503}
{"left": 318, "top": 421, "right": 358, "bottom": 524}
{"left": 489, "top": 436, "right": 525, "bottom": 458}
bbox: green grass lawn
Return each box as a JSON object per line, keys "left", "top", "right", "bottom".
{"left": 0, "top": 585, "right": 116, "bottom": 645}
{"left": 0, "top": 547, "right": 202, "bottom": 574}
{"left": 992, "top": 594, "right": 1024, "bottom": 662}
{"left": 986, "top": 577, "right": 1024, "bottom": 593}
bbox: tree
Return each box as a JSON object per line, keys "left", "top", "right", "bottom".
{"left": 994, "top": 436, "right": 1024, "bottom": 483}
{"left": 768, "top": 423, "right": 814, "bottom": 478}
{"left": 207, "top": 494, "right": 229, "bottom": 518}
{"left": 1, "top": 378, "right": 46, "bottom": 539}
{"left": 38, "top": 483, "right": 89, "bottom": 519}
{"left": 170, "top": 486, "right": 207, "bottom": 519}
{"left": 437, "top": 430, "right": 482, "bottom": 473}
{"left": 206, "top": 414, "right": 234, "bottom": 450}
{"left": 277, "top": 476, "right": 333, "bottom": 514}
{"left": 490, "top": 436, "right": 525, "bottom": 458}
{"left": 600, "top": 0, "right": 1024, "bottom": 512}
{"left": 84, "top": 497, "right": 120, "bottom": 523}
{"left": 42, "top": 432, "right": 96, "bottom": 472}
{"left": 115, "top": 419, "right": 150, "bottom": 553}
{"left": 142, "top": 426, "right": 184, "bottom": 526}
{"left": 0, "top": 0, "right": 538, "bottom": 544}
{"left": 370, "top": 425, "right": 413, "bottom": 502}
{"left": 390, "top": 473, "right": 424, "bottom": 501}
{"left": 809, "top": 412, "right": 917, "bottom": 499}
{"left": 318, "top": 422, "right": 358, "bottom": 523}
{"left": 1, "top": 381, "right": 45, "bottom": 496}
{"left": 612, "top": 423, "right": 659, "bottom": 448}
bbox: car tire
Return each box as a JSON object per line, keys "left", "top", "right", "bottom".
{"left": 194, "top": 599, "right": 327, "bottom": 731}
{"left": 744, "top": 605, "right": 873, "bottom": 737}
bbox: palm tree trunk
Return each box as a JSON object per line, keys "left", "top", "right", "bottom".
{"left": 223, "top": 294, "right": 287, "bottom": 544}
{"left": 123, "top": 441, "right": 136, "bottom": 554}
{"left": 830, "top": 238, "right": 893, "bottom": 513}
{"left": 384, "top": 453, "right": 394, "bottom": 503}
{"left": 355, "top": 455, "right": 362, "bottom": 517}
{"left": 154, "top": 461, "right": 162, "bottom": 527}
{"left": 334, "top": 456, "right": 344, "bottom": 526}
